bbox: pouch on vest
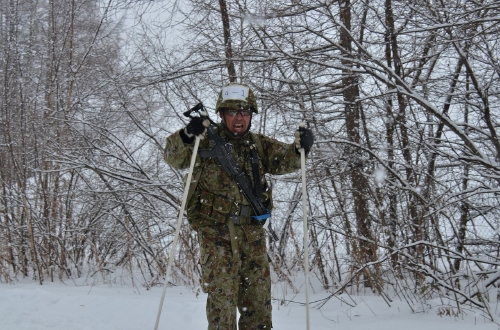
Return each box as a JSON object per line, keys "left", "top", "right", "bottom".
{"left": 199, "top": 190, "right": 214, "bottom": 218}
{"left": 198, "top": 190, "right": 232, "bottom": 223}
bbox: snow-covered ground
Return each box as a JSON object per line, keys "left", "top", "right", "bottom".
{"left": 0, "top": 277, "right": 498, "bottom": 330}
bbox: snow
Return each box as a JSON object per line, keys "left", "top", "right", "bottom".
{"left": 1, "top": 278, "right": 498, "bottom": 330}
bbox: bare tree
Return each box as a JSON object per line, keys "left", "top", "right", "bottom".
{"left": 1, "top": 0, "right": 500, "bottom": 321}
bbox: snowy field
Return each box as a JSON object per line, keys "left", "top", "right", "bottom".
{"left": 1, "top": 276, "right": 499, "bottom": 330}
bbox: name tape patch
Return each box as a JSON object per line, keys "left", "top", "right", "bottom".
{"left": 222, "top": 85, "right": 249, "bottom": 101}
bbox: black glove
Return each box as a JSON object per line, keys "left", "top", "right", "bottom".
{"left": 180, "top": 116, "right": 210, "bottom": 143}
{"left": 294, "top": 125, "right": 314, "bottom": 154}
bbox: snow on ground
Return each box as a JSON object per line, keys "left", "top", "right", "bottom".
{"left": 0, "top": 276, "right": 498, "bottom": 330}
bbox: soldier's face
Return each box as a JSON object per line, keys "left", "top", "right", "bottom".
{"left": 220, "top": 108, "right": 252, "bottom": 135}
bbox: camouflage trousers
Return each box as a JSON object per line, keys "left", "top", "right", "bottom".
{"left": 197, "top": 224, "right": 272, "bottom": 330}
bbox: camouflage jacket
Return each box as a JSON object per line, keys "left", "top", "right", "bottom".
{"left": 164, "top": 124, "right": 302, "bottom": 230}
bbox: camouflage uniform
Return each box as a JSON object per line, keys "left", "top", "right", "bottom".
{"left": 165, "top": 123, "right": 302, "bottom": 330}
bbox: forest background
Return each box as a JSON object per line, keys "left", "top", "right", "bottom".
{"left": 1, "top": 0, "right": 500, "bottom": 323}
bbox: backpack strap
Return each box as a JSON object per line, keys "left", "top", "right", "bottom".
{"left": 250, "top": 132, "right": 265, "bottom": 160}
{"left": 249, "top": 132, "right": 265, "bottom": 198}
{"left": 249, "top": 133, "right": 279, "bottom": 241}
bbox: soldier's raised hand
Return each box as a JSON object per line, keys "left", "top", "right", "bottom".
{"left": 180, "top": 115, "right": 210, "bottom": 143}
{"left": 186, "top": 116, "right": 210, "bottom": 137}
{"left": 294, "top": 123, "right": 314, "bottom": 154}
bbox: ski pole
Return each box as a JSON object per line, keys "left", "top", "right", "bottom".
{"left": 154, "top": 134, "right": 201, "bottom": 330}
{"left": 299, "top": 122, "right": 311, "bottom": 330}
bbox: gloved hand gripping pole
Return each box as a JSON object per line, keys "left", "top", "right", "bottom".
{"left": 154, "top": 104, "right": 206, "bottom": 330}
{"left": 299, "top": 122, "right": 311, "bottom": 330}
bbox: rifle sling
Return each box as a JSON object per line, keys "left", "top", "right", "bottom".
{"left": 198, "top": 125, "right": 268, "bottom": 217}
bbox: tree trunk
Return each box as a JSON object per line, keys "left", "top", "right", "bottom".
{"left": 218, "top": 0, "right": 236, "bottom": 82}
{"left": 339, "top": 0, "right": 377, "bottom": 280}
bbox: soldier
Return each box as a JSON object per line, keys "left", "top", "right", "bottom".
{"left": 164, "top": 83, "right": 313, "bottom": 330}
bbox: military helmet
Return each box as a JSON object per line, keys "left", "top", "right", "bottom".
{"left": 215, "top": 83, "right": 258, "bottom": 113}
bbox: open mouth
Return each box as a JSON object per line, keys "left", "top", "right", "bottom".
{"left": 231, "top": 123, "right": 246, "bottom": 135}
